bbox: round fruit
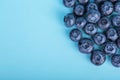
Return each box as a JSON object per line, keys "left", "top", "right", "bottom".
{"left": 78, "top": 38, "right": 94, "bottom": 54}
{"left": 70, "top": 29, "right": 82, "bottom": 42}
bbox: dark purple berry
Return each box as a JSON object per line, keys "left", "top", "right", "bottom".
{"left": 112, "top": 15, "right": 120, "bottom": 27}
{"left": 98, "top": 17, "right": 111, "bottom": 30}
{"left": 74, "top": 4, "right": 85, "bottom": 16}
{"left": 110, "top": 0, "right": 118, "bottom": 3}
{"left": 86, "top": 10, "right": 101, "bottom": 23}
{"left": 78, "top": 38, "right": 94, "bottom": 54}
{"left": 64, "top": 13, "right": 75, "bottom": 27}
{"left": 111, "top": 54, "right": 120, "bottom": 67}
{"left": 84, "top": 23, "right": 97, "bottom": 35}
{"left": 63, "top": 0, "right": 76, "bottom": 8}
{"left": 104, "top": 42, "right": 117, "bottom": 55}
{"left": 76, "top": 17, "right": 87, "bottom": 29}
{"left": 115, "top": 2, "right": 120, "bottom": 14}
{"left": 91, "top": 50, "right": 106, "bottom": 66}
{"left": 116, "top": 38, "right": 120, "bottom": 48}
{"left": 93, "top": 33, "right": 106, "bottom": 45}
{"left": 101, "top": 1, "right": 113, "bottom": 16}
{"left": 115, "top": 27, "right": 120, "bottom": 37}
{"left": 106, "top": 28, "right": 118, "bottom": 41}
{"left": 70, "top": 29, "right": 82, "bottom": 42}
{"left": 95, "top": 0, "right": 106, "bottom": 3}
{"left": 87, "top": 2, "right": 98, "bottom": 11}
{"left": 78, "top": 0, "right": 88, "bottom": 4}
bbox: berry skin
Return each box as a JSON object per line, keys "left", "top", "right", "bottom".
{"left": 111, "top": 54, "right": 120, "bottom": 67}
{"left": 115, "top": 2, "right": 120, "bottom": 14}
{"left": 70, "top": 29, "right": 82, "bottom": 42}
{"left": 93, "top": 33, "right": 106, "bottom": 45}
{"left": 91, "top": 50, "right": 106, "bottom": 66}
{"left": 78, "top": 38, "right": 94, "bottom": 54}
{"left": 110, "top": 0, "right": 118, "bottom": 3}
{"left": 86, "top": 10, "right": 101, "bottom": 23}
{"left": 87, "top": 2, "right": 98, "bottom": 11}
{"left": 78, "top": 0, "right": 88, "bottom": 4}
{"left": 75, "top": 17, "right": 87, "bottom": 29}
{"left": 115, "top": 27, "right": 120, "bottom": 37}
{"left": 74, "top": 4, "right": 85, "bottom": 16}
{"left": 95, "top": 0, "right": 106, "bottom": 3}
{"left": 112, "top": 15, "right": 120, "bottom": 27}
{"left": 84, "top": 23, "right": 97, "bottom": 35}
{"left": 106, "top": 28, "right": 118, "bottom": 41}
{"left": 104, "top": 42, "right": 117, "bottom": 55}
{"left": 101, "top": 1, "right": 113, "bottom": 16}
{"left": 98, "top": 17, "right": 111, "bottom": 30}
{"left": 63, "top": 0, "right": 76, "bottom": 8}
{"left": 64, "top": 13, "right": 75, "bottom": 27}
{"left": 116, "top": 38, "right": 120, "bottom": 48}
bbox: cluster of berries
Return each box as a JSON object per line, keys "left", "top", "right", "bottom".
{"left": 63, "top": 0, "right": 120, "bottom": 67}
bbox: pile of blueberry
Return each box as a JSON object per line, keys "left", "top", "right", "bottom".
{"left": 63, "top": 0, "right": 120, "bottom": 67}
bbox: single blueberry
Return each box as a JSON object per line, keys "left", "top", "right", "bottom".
{"left": 111, "top": 54, "right": 120, "bottom": 67}
{"left": 98, "top": 17, "right": 111, "bottom": 30}
{"left": 63, "top": 0, "right": 76, "bottom": 8}
{"left": 78, "top": 0, "right": 88, "bottom": 4}
{"left": 101, "top": 1, "right": 113, "bottom": 16}
{"left": 64, "top": 13, "right": 76, "bottom": 27}
{"left": 116, "top": 38, "right": 120, "bottom": 48}
{"left": 86, "top": 10, "right": 101, "bottom": 23}
{"left": 91, "top": 50, "right": 106, "bottom": 66}
{"left": 87, "top": 2, "right": 98, "bottom": 11}
{"left": 84, "top": 23, "right": 97, "bottom": 35}
{"left": 115, "top": 27, "right": 120, "bottom": 37}
{"left": 93, "top": 33, "right": 106, "bottom": 45}
{"left": 70, "top": 29, "right": 82, "bottom": 42}
{"left": 78, "top": 38, "right": 94, "bottom": 54}
{"left": 110, "top": 0, "right": 118, "bottom": 3}
{"left": 75, "top": 17, "right": 87, "bottom": 29}
{"left": 74, "top": 4, "right": 85, "bottom": 16}
{"left": 115, "top": 2, "right": 120, "bottom": 13}
{"left": 95, "top": 0, "right": 106, "bottom": 3}
{"left": 112, "top": 15, "right": 120, "bottom": 27}
{"left": 104, "top": 42, "right": 117, "bottom": 55}
{"left": 106, "top": 28, "right": 118, "bottom": 41}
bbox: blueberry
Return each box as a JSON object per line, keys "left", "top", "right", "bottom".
{"left": 86, "top": 10, "right": 101, "bottom": 23}
{"left": 111, "top": 54, "right": 120, "bottom": 67}
{"left": 93, "top": 33, "right": 106, "bottom": 45}
{"left": 112, "top": 15, "right": 120, "bottom": 27}
{"left": 116, "top": 38, "right": 120, "bottom": 48}
{"left": 106, "top": 28, "right": 118, "bottom": 41}
{"left": 78, "top": 38, "right": 94, "bottom": 54}
{"left": 70, "top": 29, "right": 82, "bottom": 42}
{"left": 78, "top": 0, "right": 88, "bottom": 4}
{"left": 75, "top": 17, "right": 87, "bottom": 29}
{"left": 63, "top": 0, "right": 76, "bottom": 8}
{"left": 64, "top": 13, "right": 75, "bottom": 27}
{"left": 101, "top": 1, "right": 113, "bottom": 16}
{"left": 115, "top": 2, "right": 120, "bottom": 14}
{"left": 74, "top": 4, "right": 85, "bottom": 16}
{"left": 115, "top": 27, "right": 120, "bottom": 37}
{"left": 95, "top": 0, "right": 106, "bottom": 3}
{"left": 91, "top": 50, "right": 106, "bottom": 66}
{"left": 104, "top": 42, "right": 117, "bottom": 55}
{"left": 98, "top": 17, "right": 111, "bottom": 30}
{"left": 87, "top": 2, "right": 98, "bottom": 11}
{"left": 110, "top": 0, "right": 118, "bottom": 3}
{"left": 84, "top": 23, "right": 97, "bottom": 35}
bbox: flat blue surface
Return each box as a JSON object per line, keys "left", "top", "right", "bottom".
{"left": 0, "top": 0, "right": 120, "bottom": 80}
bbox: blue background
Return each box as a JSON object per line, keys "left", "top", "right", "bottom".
{"left": 0, "top": 0, "right": 120, "bottom": 80}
